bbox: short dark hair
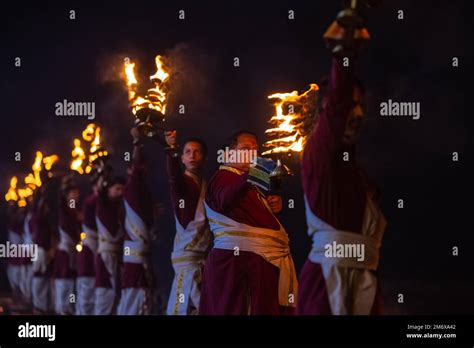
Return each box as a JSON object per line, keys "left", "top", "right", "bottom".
{"left": 182, "top": 137, "right": 208, "bottom": 157}
{"left": 109, "top": 175, "right": 126, "bottom": 186}
{"left": 224, "top": 130, "right": 258, "bottom": 150}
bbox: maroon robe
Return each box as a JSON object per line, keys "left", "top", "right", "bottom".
{"left": 53, "top": 198, "right": 81, "bottom": 279}
{"left": 199, "top": 167, "right": 290, "bottom": 315}
{"left": 31, "top": 205, "right": 54, "bottom": 277}
{"left": 77, "top": 193, "right": 97, "bottom": 278}
{"left": 122, "top": 146, "right": 153, "bottom": 289}
{"left": 8, "top": 212, "right": 24, "bottom": 267}
{"left": 166, "top": 153, "right": 201, "bottom": 228}
{"left": 95, "top": 193, "right": 123, "bottom": 288}
{"left": 298, "top": 57, "right": 383, "bottom": 315}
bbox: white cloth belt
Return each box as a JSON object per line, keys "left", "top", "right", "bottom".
{"left": 205, "top": 203, "right": 298, "bottom": 307}
{"left": 82, "top": 224, "right": 98, "bottom": 253}
{"left": 123, "top": 240, "right": 149, "bottom": 264}
{"left": 303, "top": 194, "right": 386, "bottom": 314}
{"left": 123, "top": 200, "right": 150, "bottom": 264}
{"left": 309, "top": 230, "right": 380, "bottom": 270}
{"left": 98, "top": 236, "right": 121, "bottom": 254}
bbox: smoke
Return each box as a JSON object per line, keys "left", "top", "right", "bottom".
{"left": 165, "top": 42, "right": 219, "bottom": 118}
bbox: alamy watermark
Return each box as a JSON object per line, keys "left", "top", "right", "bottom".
{"left": 324, "top": 241, "right": 365, "bottom": 262}
{"left": 0, "top": 242, "right": 38, "bottom": 261}
{"left": 216, "top": 147, "right": 257, "bottom": 164}
{"left": 55, "top": 99, "right": 95, "bottom": 120}
{"left": 380, "top": 99, "right": 420, "bottom": 120}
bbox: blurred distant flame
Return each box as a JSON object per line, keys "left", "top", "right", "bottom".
{"left": 5, "top": 176, "right": 19, "bottom": 202}
{"left": 70, "top": 123, "right": 108, "bottom": 174}
{"left": 6, "top": 151, "right": 59, "bottom": 207}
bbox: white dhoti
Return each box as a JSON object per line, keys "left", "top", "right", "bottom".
{"left": 117, "top": 288, "right": 150, "bottom": 315}
{"left": 32, "top": 276, "right": 52, "bottom": 313}
{"left": 7, "top": 264, "right": 22, "bottom": 294}
{"left": 19, "top": 264, "right": 33, "bottom": 301}
{"left": 94, "top": 287, "right": 116, "bottom": 315}
{"left": 304, "top": 194, "right": 386, "bottom": 315}
{"left": 167, "top": 251, "right": 205, "bottom": 315}
{"left": 76, "top": 223, "right": 97, "bottom": 315}
{"left": 54, "top": 278, "right": 75, "bottom": 315}
{"left": 54, "top": 229, "right": 77, "bottom": 315}
{"left": 76, "top": 277, "right": 96, "bottom": 315}
{"left": 117, "top": 201, "right": 153, "bottom": 316}
{"left": 205, "top": 203, "right": 298, "bottom": 308}
{"left": 94, "top": 216, "right": 122, "bottom": 315}
{"left": 167, "top": 182, "right": 212, "bottom": 315}
{"left": 20, "top": 213, "right": 34, "bottom": 301}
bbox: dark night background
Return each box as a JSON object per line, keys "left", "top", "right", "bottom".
{"left": 0, "top": 0, "right": 472, "bottom": 314}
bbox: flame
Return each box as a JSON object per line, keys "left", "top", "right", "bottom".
{"left": 5, "top": 176, "right": 19, "bottom": 202}
{"left": 262, "top": 84, "right": 319, "bottom": 155}
{"left": 123, "top": 55, "right": 170, "bottom": 116}
{"left": 6, "top": 152, "right": 59, "bottom": 206}
{"left": 24, "top": 151, "right": 43, "bottom": 189}
{"left": 82, "top": 123, "right": 97, "bottom": 142}
{"left": 43, "top": 154, "right": 59, "bottom": 171}
{"left": 71, "top": 138, "right": 86, "bottom": 174}
{"left": 71, "top": 123, "right": 108, "bottom": 174}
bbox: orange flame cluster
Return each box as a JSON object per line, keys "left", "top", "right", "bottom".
{"left": 123, "top": 55, "right": 170, "bottom": 116}
{"left": 5, "top": 151, "right": 59, "bottom": 207}
{"left": 263, "top": 84, "right": 319, "bottom": 156}
{"left": 70, "top": 123, "right": 108, "bottom": 174}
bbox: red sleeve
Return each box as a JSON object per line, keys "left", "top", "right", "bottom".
{"left": 206, "top": 170, "right": 250, "bottom": 213}
{"left": 302, "top": 57, "right": 355, "bottom": 198}
{"left": 304, "top": 57, "right": 355, "bottom": 164}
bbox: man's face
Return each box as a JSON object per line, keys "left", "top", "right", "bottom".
{"left": 342, "top": 86, "right": 365, "bottom": 145}
{"left": 107, "top": 183, "right": 124, "bottom": 201}
{"left": 231, "top": 133, "right": 258, "bottom": 172}
{"left": 181, "top": 141, "right": 205, "bottom": 174}
{"left": 67, "top": 188, "right": 80, "bottom": 204}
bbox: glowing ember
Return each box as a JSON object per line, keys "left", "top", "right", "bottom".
{"left": 263, "top": 84, "right": 319, "bottom": 155}
{"left": 17, "top": 186, "right": 34, "bottom": 207}
{"left": 5, "top": 176, "right": 19, "bottom": 202}
{"left": 123, "top": 55, "right": 170, "bottom": 116}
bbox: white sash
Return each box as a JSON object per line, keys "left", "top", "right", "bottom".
{"left": 123, "top": 200, "right": 150, "bottom": 264}
{"left": 173, "top": 181, "right": 212, "bottom": 253}
{"left": 304, "top": 194, "right": 386, "bottom": 315}
{"left": 96, "top": 215, "right": 122, "bottom": 288}
{"left": 205, "top": 203, "right": 298, "bottom": 308}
